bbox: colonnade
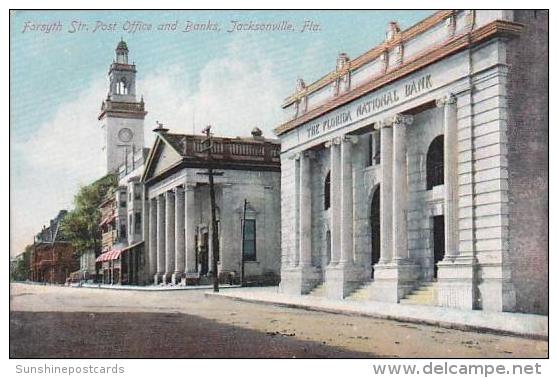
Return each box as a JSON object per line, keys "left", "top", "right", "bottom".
{"left": 147, "top": 184, "right": 198, "bottom": 284}
{"left": 286, "top": 95, "right": 459, "bottom": 277}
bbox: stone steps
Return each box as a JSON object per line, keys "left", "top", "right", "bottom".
{"left": 307, "top": 283, "right": 327, "bottom": 297}
{"left": 346, "top": 281, "right": 374, "bottom": 301}
{"left": 400, "top": 282, "right": 438, "bottom": 305}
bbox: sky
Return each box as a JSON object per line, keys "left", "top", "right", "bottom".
{"left": 10, "top": 10, "right": 433, "bottom": 256}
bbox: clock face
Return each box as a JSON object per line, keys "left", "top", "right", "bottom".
{"left": 118, "top": 128, "right": 134, "bottom": 143}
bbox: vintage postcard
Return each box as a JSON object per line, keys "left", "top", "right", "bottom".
{"left": 9, "top": 7, "right": 549, "bottom": 372}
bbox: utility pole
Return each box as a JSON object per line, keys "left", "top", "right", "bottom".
{"left": 198, "top": 125, "right": 223, "bottom": 292}
{"left": 240, "top": 199, "right": 248, "bottom": 287}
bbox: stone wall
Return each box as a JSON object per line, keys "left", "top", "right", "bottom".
{"left": 505, "top": 10, "right": 548, "bottom": 315}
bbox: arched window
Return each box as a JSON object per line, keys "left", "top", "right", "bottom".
{"left": 324, "top": 171, "right": 331, "bottom": 210}
{"left": 116, "top": 79, "right": 128, "bottom": 95}
{"left": 426, "top": 135, "right": 444, "bottom": 190}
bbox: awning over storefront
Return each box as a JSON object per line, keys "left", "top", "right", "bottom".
{"left": 95, "top": 249, "right": 122, "bottom": 262}
{"left": 121, "top": 240, "right": 144, "bottom": 252}
{"left": 99, "top": 214, "right": 117, "bottom": 227}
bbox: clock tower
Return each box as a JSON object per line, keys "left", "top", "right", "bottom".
{"left": 99, "top": 40, "right": 147, "bottom": 174}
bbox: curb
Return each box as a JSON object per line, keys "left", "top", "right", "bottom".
{"left": 76, "top": 284, "right": 241, "bottom": 292}
{"left": 205, "top": 292, "right": 548, "bottom": 341}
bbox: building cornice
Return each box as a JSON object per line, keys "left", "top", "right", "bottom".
{"left": 282, "top": 10, "right": 455, "bottom": 108}
{"left": 98, "top": 100, "right": 147, "bottom": 121}
{"left": 274, "top": 19, "right": 523, "bottom": 136}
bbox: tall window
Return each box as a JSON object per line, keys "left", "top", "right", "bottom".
{"left": 324, "top": 172, "right": 331, "bottom": 210}
{"left": 242, "top": 219, "right": 256, "bottom": 261}
{"left": 426, "top": 135, "right": 444, "bottom": 190}
{"left": 134, "top": 212, "right": 141, "bottom": 234}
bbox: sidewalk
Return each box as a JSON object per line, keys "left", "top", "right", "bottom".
{"left": 79, "top": 283, "right": 240, "bottom": 291}
{"left": 205, "top": 286, "right": 548, "bottom": 340}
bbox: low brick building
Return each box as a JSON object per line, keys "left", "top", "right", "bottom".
{"left": 30, "top": 210, "right": 79, "bottom": 284}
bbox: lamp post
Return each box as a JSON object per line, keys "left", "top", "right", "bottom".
{"left": 240, "top": 199, "right": 248, "bottom": 286}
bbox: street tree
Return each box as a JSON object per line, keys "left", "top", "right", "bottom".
{"left": 61, "top": 173, "right": 117, "bottom": 257}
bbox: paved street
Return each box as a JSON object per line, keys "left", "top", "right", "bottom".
{"left": 10, "top": 283, "right": 548, "bottom": 358}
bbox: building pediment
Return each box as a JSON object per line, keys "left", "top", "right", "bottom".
{"left": 141, "top": 135, "right": 183, "bottom": 182}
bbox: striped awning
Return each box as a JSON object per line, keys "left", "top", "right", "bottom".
{"left": 95, "top": 249, "right": 122, "bottom": 262}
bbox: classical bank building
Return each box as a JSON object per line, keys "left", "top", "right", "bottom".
{"left": 141, "top": 126, "right": 282, "bottom": 285}
{"left": 276, "top": 10, "right": 548, "bottom": 314}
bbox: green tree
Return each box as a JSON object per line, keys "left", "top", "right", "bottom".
{"left": 61, "top": 173, "right": 117, "bottom": 256}
{"left": 11, "top": 244, "right": 32, "bottom": 281}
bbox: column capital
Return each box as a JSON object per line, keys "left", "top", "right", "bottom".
{"left": 173, "top": 186, "right": 185, "bottom": 194}
{"left": 301, "top": 150, "right": 316, "bottom": 159}
{"left": 184, "top": 183, "right": 196, "bottom": 191}
{"left": 325, "top": 136, "right": 343, "bottom": 148}
{"left": 377, "top": 119, "right": 393, "bottom": 129}
{"left": 392, "top": 113, "right": 414, "bottom": 127}
{"left": 436, "top": 93, "right": 457, "bottom": 107}
{"left": 343, "top": 135, "right": 359, "bottom": 145}
{"left": 289, "top": 152, "right": 301, "bottom": 160}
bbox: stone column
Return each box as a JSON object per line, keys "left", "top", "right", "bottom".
{"left": 164, "top": 191, "right": 175, "bottom": 283}
{"left": 156, "top": 194, "right": 166, "bottom": 284}
{"left": 437, "top": 94, "right": 459, "bottom": 258}
{"left": 340, "top": 135, "right": 358, "bottom": 264}
{"left": 292, "top": 154, "right": 301, "bottom": 267}
{"left": 219, "top": 184, "right": 235, "bottom": 276}
{"left": 184, "top": 184, "right": 197, "bottom": 277}
{"left": 435, "top": 90, "right": 477, "bottom": 310}
{"left": 299, "top": 151, "right": 313, "bottom": 267}
{"left": 328, "top": 137, "right": 342, "bottom": 264}
{"left": 378, "top": 121, "right": 393, "bottom": 263}
{"left": 392, "top": 114, "right": 413, "bottom": 261}
{"left": 148, "top": 198, "right": 157, "bottom": 282}
{"left": 173, "top": 187, "right": 185, "bottom": 284}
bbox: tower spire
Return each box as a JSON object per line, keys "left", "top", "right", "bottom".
{"left": 99, "top": 40, "right": 147, "bottom": 174}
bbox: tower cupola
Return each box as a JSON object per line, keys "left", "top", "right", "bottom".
{"left": 115, "top": 39, "right": 129, "bottom": 64}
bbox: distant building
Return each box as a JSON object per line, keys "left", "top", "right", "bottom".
{"left": 95, "top": 40, "right": 280, "bottom": 287}
{"left": 94, "top": 40, "right": 150, "bottom": 285}
{"left": 30, "top": 210, "right": 78, "bottom": 284}
{"left": 96, "top": 148, "right": 150, "bottom": 285}
{"left": 97, "top": 188, "right": 124, "bottom": 284}
{"left": 141, "top": 126, "right": 282, "bottom": 285}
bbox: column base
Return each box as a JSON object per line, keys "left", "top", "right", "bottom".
{"left": 436, "top": 255, "right": 477, "bottom": 310}
{"left": 279, "top": 266, "right": 321, "bottom": 295}
{"left": 161, "top": 272, "right": 172, "bottom": 284}
{"left": 153, "top": 273, "right": 164, "bottom": 285}
{"left": 171, "top": 271, "right": 183, "bottom": 285}
{"left": 369, "top": 260, "right": 421, "bottom": 303}
{"left": 324, "top": 262, "right": 365, "bottom": 300}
